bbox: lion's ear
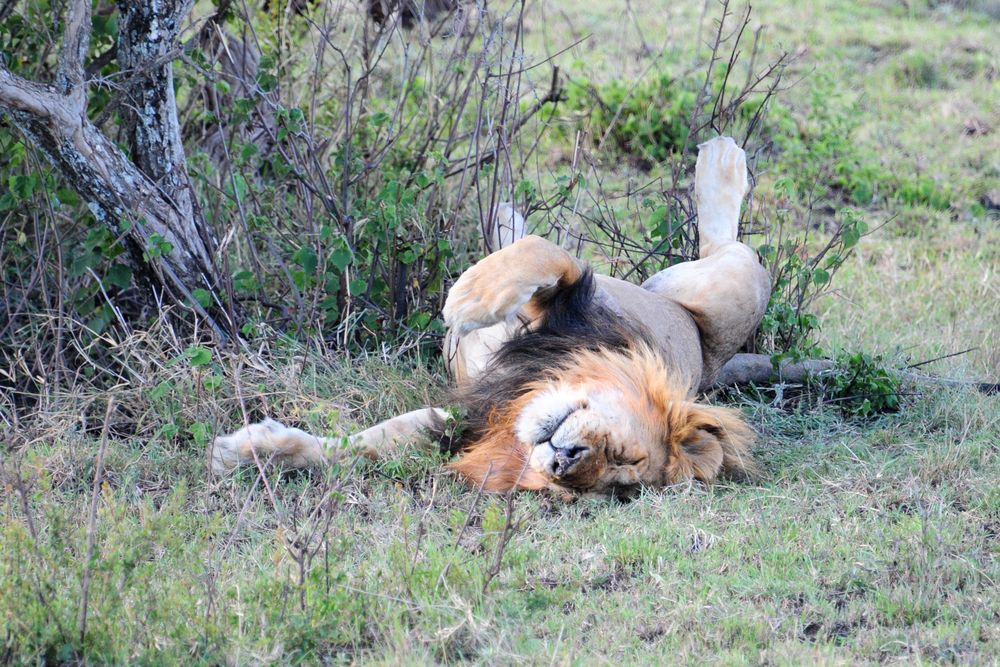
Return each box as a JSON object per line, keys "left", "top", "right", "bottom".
{"left": 665, "top": 403, "right": 758, "bottom": 484}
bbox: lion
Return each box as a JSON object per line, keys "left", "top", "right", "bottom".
{"left": 211, "top": 136, "right": 771, "bottom": 497}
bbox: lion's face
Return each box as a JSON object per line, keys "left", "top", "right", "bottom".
{"left": 516, "top": 384, "right": 669, "bottom": 493}
{"left": 449, "top": 346, "right": 758, "bottom": 496}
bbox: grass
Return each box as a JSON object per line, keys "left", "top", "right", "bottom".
{"left": 6, "top": 372, "right": 998, "bottom": 663}
{"left": 3, "top": 0, "right": 1000, "bottom": 663}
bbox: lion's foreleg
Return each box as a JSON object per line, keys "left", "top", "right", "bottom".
{"left": 210, "top": 419, "right": 332, "bottom": 475}
{"left": 443, "top": 234, "right": 583, "bottom": 335}
{"left": 210, "top": 408, "right": 450, "bottom": 475}
{"left": 347, "top": 407, "right": 451, "bottom": 458}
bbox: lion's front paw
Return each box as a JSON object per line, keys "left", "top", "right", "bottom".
{"left": 210, "top": 419, "right": 284, "bottom": 475}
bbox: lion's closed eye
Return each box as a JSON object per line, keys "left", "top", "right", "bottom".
{"left": 608, "top": 444, "right": 645, "bottom": 467}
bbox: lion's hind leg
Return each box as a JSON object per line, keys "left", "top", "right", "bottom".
{"left": 641, "top": 137, "right": 767, "bottom": 321}
{"left": 641, "top": 137, "right": 770, "bottom": 384}
{"left": 694, "top": 135, "right": 748, "bottom": 258}
{"left": 488, "top": 202, "right": 527, "bottom": 251}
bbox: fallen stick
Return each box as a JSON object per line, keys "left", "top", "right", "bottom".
{"left": 713, "top": 353, "right": 999, "bottom": 395}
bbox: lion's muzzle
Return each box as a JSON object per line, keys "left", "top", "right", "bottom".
{"left": 523, "top": 405, "right": 609, "bottom": 489}
{"left": 530, "top": 441, "right": 589, "bottom": 477}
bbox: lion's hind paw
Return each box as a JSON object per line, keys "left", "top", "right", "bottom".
{"left": 695, "top": 136, "right": 748, "bottom": 204}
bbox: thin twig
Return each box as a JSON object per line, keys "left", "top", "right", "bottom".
{"left": 905, "top": 347, "right": 979, "bottom": 370}
{"left": 78, "top": 397, "right": 115, "bottom": 647}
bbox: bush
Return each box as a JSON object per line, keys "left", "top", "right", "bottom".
{"left": 755, "top": 207, "right": 869, "bottom": 361}
{"left": 822, "top": 350, "right": 902, "bottom": 417}
{"left": 771, "top": 76, "right": 892, "bottom": 208}
{"left": 896, "top": 175, "right": 952, "bottom": 210}
{"left": 770, "top": 76, "right": 953, "bottom": 212}
{"left": 564, "top": 71, "right": 698, "bottom": 165}
{"left": 892, "top": 51, "right": 947, "bottom": 89}
{"left": 0, "top": 0, "right": 553, "bottom": 399}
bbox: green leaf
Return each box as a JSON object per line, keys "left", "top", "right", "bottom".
{"left": 186, "top": 346, "right": 212, "bottom": 367}
{"left": 330, "top": 248, "right": 352, "bottom": 272}
{"left": 203, "top": 374, "right": 224, "bottom": 391}
{"left": 515, "top": 179, "right": 537, "bottom": 200}
{"left": 192, "top": 288, "right": 213, "bottom": 308}
{"left": 408, "top": 311, "right": 431, "bottom": 330}
{"left": 234, "top": 270, "right": 258, "bottom": 292}
{"left": 149, "top": 380, "right": 173, "bottom": 401}
{"left": 240, "top": 142, "right": 259, "bottom": 161}
{"left": 293, "top": 246, "right": 318, "bottom": 274}
{"left": 106, "top": 264, "right": 132, "bottom": 290}
{"left": 190, "top": 421, "right": 212, "bottom": 446}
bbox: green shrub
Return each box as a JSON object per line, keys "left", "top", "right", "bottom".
{"left": 756, "top": 208, "right": 869, "bottom": 361}
{"left": 0, "top": 1, "right": 505, "bottom": 369}
{"left": 896, "top": 175, "right": 952, "bottom": 210}
{"left": 772, "top": 76, "right": 893, "bottom": 208}
{"left": 564, "top": 71, "right": 699, "bottom": 164}
{"left": 816, "top": 351, "right": 903, "bottom": 417}
{"left": 770, "top": 76, "right": 954, "bottom": 212}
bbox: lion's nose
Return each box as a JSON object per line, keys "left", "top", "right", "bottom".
{"left": 550, "top": 444, "right": 588, "bottom": 476}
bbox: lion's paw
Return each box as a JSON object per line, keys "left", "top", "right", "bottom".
{"left": 443, "top": 254, "right": 535, "bottom": 335}
{"left": 210, "top": 419, "right": 285, "bottom": 475}
{"left": 695, "top": 136, "right": 748, "bottom": 207}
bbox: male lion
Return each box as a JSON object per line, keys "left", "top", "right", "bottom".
{"left": 212, "top": 137, "right": 770, "bottom": 497}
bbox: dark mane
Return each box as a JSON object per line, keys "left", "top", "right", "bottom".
{"left": 445, "top": 269, "right": 650, "bottom": 453}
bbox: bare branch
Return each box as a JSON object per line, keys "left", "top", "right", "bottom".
{"left": 0, "top": 0, "right": 18, "bottom": 23}
{"left": 78, "top": 398, "right": 114, "bottom": 646}
{"left": 0, "top": 69, "right": 60, "bottom": 117}
{"left": 56, "top": 0, "right": 92, "bottom": 94}
{"left": 441, "top": 67, "right": 565, "bottom": 180}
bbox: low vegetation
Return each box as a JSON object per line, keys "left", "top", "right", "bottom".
{"left": 1, "top": 0, "right": 997, "bottom": 663}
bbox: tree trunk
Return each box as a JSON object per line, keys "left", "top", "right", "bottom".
{"left": 0, "top": 0, "right": 229, "bottom": 334}
{"left": 116, "top": 0, "right": 211, "bottom": 262}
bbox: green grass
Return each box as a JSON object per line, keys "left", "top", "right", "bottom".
{"left": 5, "top": 377, "right": 998, "bottom": 663}
{"left": 3, "top": 0, "right": 1000, "bottom": 663}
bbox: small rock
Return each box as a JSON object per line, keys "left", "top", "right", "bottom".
{"left": 963, "top": 116, "right": 991, "bottom": 136}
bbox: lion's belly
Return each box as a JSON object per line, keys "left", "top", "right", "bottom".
{"left": 448, "top": 276, "right": 705, "bottom": 392}
{"left": 593, "top": 275, "right": 705, "bottom": 393}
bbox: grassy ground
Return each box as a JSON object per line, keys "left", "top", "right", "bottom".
{"left": 3, "top": 0, "right": 999, "bottom": 664}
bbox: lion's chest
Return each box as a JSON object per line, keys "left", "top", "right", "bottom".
{"left": 593, "top": 275, "right": 704, "bottom": 392}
